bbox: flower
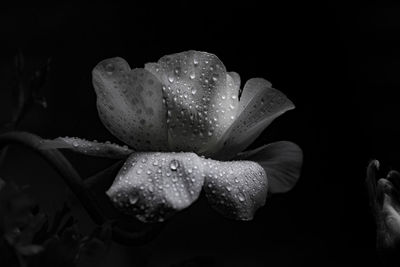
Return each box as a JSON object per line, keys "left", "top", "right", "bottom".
{"left": 43, "top": 51, "right": 303, "bottom": 223}
{"left": 366, "top": 160, "right": 400, "bottom": 253}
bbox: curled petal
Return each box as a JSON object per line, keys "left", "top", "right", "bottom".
{"left": 210, "top": 78, "right": 295, "bottom": 160}
{"left": 106, "top": 152, "right": 205, "bottom": 223}
{"left": 376, "top": 172, "right": 400, "bottom": 248}
{"left": 145, "top": 51, "right": 239, "bottom": 153}
{"left": 40, "top": 137, "right": 133, "bottom": 159}
{"left": 92, "top": 57, "right": 168, "bottom": 151}
{"left": 202, "top": 159, "right": 268, "bottom": 220}
{"left": 236, "top": 141, "right": 303, "bottom": 193}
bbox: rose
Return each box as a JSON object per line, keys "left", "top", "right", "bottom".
{"left": 44, "top": 51, "right": 303, "bottom": 223}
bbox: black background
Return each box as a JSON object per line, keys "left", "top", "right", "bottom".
{"left": 1, "top": 2, "right": 400, "bottom": 266}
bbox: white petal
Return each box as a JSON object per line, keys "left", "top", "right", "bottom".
{"left": 236, "top": 141, "right": 303, "bottom": 193}
{"left": 93, "top": 57, "right": 168, "bottom": 151}
{"left": 202, "top": 159, "right": 268, "bottom": 220}
{"left": 211, "top": 78, "right": 295, "bottom": 160}
{"left": 145, "top": 51, "right": 239, "bottom": 154}
{"left": 40, "top": 137, "right": 133, "bottom": 159}
{"left": 106, "top": 152, "right": 205, "bottom": 223}
{"left": 228, "top": 71, "right": 241, "bottom": 92}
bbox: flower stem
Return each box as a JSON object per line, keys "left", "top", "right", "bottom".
{"left": 0, "top": 131, "right": 165, "bottom": 246}
{"left": 0, "top": 131, "right": 106, "bottom": 225}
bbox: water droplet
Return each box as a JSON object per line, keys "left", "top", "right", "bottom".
{"left": 232, "top": 95, "right": 237, "bottom": 99}
{"left": 169, "top": 159, "right": 179, "bottom": 171}
{"left": 226, "top": 186, "right": 232, "bottom": 192}
{"left": 191, "top": 88, "right": 197, "bottom": 95}
{"left": 238, "top": 193, "right": 245, "bottom": 202}
{"left": 193, "top": 58, "right": 199, "bottom": 65}
{"left": 168, "top": 76, "right": 175, "bottom": 83}
{"left": 136, "top": 168, "right": 143, "bottom": 174}
{"left": 129, "top": 194, "right": 138, "bottom": 204}
{"left": 190, "top": 72, "right": 195, "bottom": 79}
{"left": 105, "top": 63, "right": 115, "bottom": 75}
{"left": 212, "top": 76, "right": 218, "bottom": 82}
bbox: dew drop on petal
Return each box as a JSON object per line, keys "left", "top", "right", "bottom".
{"left": 105, "top": 63, "right": 115, "bottom": 75}
{"left": 238, "top": 193, "right": 245, "bottom": 202}
{"left": 169, "top": 159, "right": 179, "bottom": 171}
{"left": 129, "top": 194, "right": 138, "bottom": 204}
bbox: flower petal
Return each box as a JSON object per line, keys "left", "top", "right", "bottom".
{"left": 202, "top": 159, "right": 268, "bottom": 220}
{"left": 210, "top": 78, "right": 295, "bottom": 160}
{"left": 236, "top": 141, "right": 303, "bottom": 193}
{"left": 106, "top": 152, "right": 205, "bottom": 223}
{"left": 39, "top": 137, "right": 133, "bottom": 159}
{"left": 145, "top": 51, "right": 239, "bottom": 153}
{"left": 92, "top": 57, "right": 168, "bottom": 151}
{"left": 228, "top": 71, "right": 241, "bottom": 92}
{"left": 376, "top": 174, "right": 400, "bottom": 247}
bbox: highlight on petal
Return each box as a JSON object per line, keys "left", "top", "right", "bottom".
{"left": 145, "top": 50, "right": 239, "bottom": 153}
{"left": 210, "top": 78, "right": 295, "bottom": 160}
{"left": 40, "top": 137, "right": 133, "bottom": 159}
{"left": 236, "top": 141, "right": 303, "bottom": 194}
{"left": 106, "top": 152, "right": 205, "bottom": 223}
{"left": 202, "top": 159, "right": 268, "bottom": 220}
{"left": 92, "top": 57, "right": 168, "bottom": 151}
{"left": 228, "top": 71, "right": 241, "bottom": 92}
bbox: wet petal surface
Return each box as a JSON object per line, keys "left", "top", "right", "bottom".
{"left": 93, "top": 57, "right": 168, "bottom": 151}
{"left": 212, "top": 78, "right": 295, "bottom": 160}
{"left": 236, "top": 141, "right": 303, "bottom": 193}
{"left": 202, "top": 159, "right": 268, "bottom": 220}
{"left": 106, "top": 152, "right": 205, "bottom": 222}
{"left": 40, "top": 137, "right": 133, "bottom": 159}
{"left": 145, "top": 51, "right": 239, "bottom": 153}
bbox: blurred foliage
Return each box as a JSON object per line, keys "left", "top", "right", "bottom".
{"left": 2, "top": 51, "right": 50, "bottom": 131}
{"left": 0, "top": 177, "right": 111, "bottom": 267}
